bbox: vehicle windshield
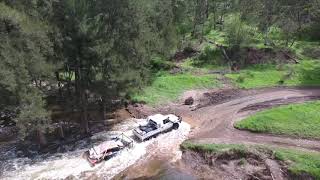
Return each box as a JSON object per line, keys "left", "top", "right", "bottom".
{"left": 148, "top": 120, "right": 157, "bottom": 127}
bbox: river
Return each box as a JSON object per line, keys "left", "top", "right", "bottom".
{"left": 1, "top": 118, "right": 190, "bottom": 180}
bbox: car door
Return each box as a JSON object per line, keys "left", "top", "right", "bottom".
{"left": 162, "top": 118, "right": 172, "bottom": 131}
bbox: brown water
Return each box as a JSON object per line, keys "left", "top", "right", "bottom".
{"left": 1, "top": 119, "right": 191, "bottom": 180}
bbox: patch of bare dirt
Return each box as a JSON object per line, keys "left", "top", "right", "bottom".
{"left": 173, "top": 47, "right": 199, "bottom": 61}
{"left": 160, "top": 87, "right": 320, "bottom": 151}
{"left": 125, "top": 103, "right": 156, "bottom": 119}
{"left": 196, "top": 88, "right": 242, "bottom": 109}
{"left": 245, "top": 48, "right": 297, "bottom": 65}
{"left": 181, "top": 148, "right": 286, "bottom": 180}
{"left": 239, "top": 96, "right": 320, "bottom": 112}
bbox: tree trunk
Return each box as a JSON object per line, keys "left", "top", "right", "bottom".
{"left": 58, "top": 123, "right": 65, "bottom": 139}
{"left": 100, "top": 97, "right": 107, "bottom": 120}
{"left": 192, "top": 0, "right": 207, "bottom": 39}
{"left": 37, "top": 129, "right": 47, "bottom": 147}
{"left": 213, "top": 9, "right": 217, "bottom": 30}
{"left": 81, "top": 90, "right": 89, "bottom": 134}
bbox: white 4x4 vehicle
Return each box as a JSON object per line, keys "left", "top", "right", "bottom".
{"left": 133, "top": 114, "right": 182, "bottom": 141}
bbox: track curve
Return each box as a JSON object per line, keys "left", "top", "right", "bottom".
{"left": 172, "top": 87, "right": 320, "bottom": 151}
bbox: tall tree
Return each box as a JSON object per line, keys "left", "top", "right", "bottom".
{"left": 0, "top": 2, "right": 56, "bottom": 145}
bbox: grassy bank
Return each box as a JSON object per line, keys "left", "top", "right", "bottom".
{"left": 181, "top": 142, "right": 320, "bottom": 179}
{"left": 235, "top": 101, "right": 320, "bottom": 139}
{"left": 275, "top": 149, "right": 320, "bottom": 178}
{"left": 131, "top": 72, "right": 219, "bottom": 106}
{"left": 226, "top": 60, "right": 320, "bottom": 89}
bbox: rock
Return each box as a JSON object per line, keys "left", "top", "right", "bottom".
{"left": 184, "top": 97, "right": 194, "bottom": 105}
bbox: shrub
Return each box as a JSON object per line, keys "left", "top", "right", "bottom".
{"left": 245, "top": 71, "right": 254, "bottom": 78}
{"left": 236, "top": 74, "right": 246, "bottom": 83}
{"left": 150, "top": 56, "right": 175, "bottom": 71}
{"left": 302, "top": 47, "right": 320, "bottom": 59}
{"left": 195, "top": 46, "right": 222, "bottom": 66}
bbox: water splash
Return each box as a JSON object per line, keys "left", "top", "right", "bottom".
{"left": 1, "top": 119, "right": 190, "bottom": 180}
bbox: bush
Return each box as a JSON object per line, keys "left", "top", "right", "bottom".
{"left": 302, "top": 47, "right": 320, "bottom": 59}
{"left": 245, "top": 71, "right": 254, "bottom": 78}
{"left": 150, "top": 56, "right": 175, "bottom": 71}
{"left": 225, "top": 15, "right": 251, "bottom": 49}
{"left": 236, "top": 74, "right": 246, "bottom": 83}
{"left": 195, "top": 46, "right": 222, "bottom": 66}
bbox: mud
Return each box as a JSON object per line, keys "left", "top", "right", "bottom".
{"left": 244, "top": 48, "right": 297, "bottom": 65}
{"left": 115, "top": 87, "right": 320, "bottom": 180}
{"left": 239, "top": 96, "right": 320, "bottom": 112}
{"left": 180, "top": 148, "right": 286, "bottom": 180}
{"left": 195, "top": 88, "right": 242, "bottom": 109}
{"left": 163, "top": 87, "right": 320, "bottom": 151}
{"left": 173, "top": 47, "right": 199, "bottom": 61}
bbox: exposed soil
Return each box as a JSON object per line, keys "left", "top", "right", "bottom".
{"left": 127, "top": 87, "right": 320, "bottom": 151}
{"left": 173, "top": 47, "right": 199, "bottom": 61}
{"left": 244, "top": 48, "right": 297, "bottom": 65}
{"left": 181, "top": 148, "right": 286, "bottom": 180}
{"left": 117, "top": 87, "right": 320, "bottom": 180}
{"left": 167, "top": 87, "right": 320, "bottom": 151}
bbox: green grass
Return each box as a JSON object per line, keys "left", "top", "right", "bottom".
{"left": 131, "top": 72, "right": 219, "bottom": 106}
{"left": 226, "top": 64, "right": 284, "bottom": 88}
{"left": 275, "top": 149, "right": 320, "bottom": 178}
{"left": 235, "top": 101, "right": 320, "bottom": 139}
{"left": 180, "top": 58, "right": 227, "bottom": 73}
{"left": 226, "top": 60, "right": 320, "bottom": 89}
{"left": 181, "top": 142, "right": 247, "bottom": 153}
{"left": 181, "top": 142, "right": 320, "bottom": 179}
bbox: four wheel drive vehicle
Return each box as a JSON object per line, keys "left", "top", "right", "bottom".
{"left": 133, "top": 114, "right": 182, "bottom": 141}
{"left": 82, "top": 134, "right": 133, "bottom": 167}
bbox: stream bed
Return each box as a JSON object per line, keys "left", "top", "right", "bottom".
{"left": 0, "top": 118, "right": 190, "bottom": 180}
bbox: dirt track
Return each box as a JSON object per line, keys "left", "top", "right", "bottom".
{"left": 115, "top": 87, "right": 320, "bottom": 179}
{"left": 169, "top": 87, "right": 320, "bottom": 151}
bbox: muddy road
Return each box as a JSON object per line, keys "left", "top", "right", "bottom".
{"left": 116, "top": 87, "right": 320, "bottom": 179}
{"left": 172, "top": 87, "right": 320, "bottom": 151}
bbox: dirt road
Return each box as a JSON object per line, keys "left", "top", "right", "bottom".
{"left": 168, "top": 87, "right": 320, "bottom": 151}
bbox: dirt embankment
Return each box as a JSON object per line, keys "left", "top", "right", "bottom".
{"left": 181, "top": 146, "right": 316, "bottom": 180}
{"left": 181, "top": 148, "right": 284, "bottom": 180}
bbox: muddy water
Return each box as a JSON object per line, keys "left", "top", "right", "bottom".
{"left": 1, "top": 119, "right": 190, "bottom": 180}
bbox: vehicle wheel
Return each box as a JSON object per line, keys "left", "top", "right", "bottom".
{"left": 173, "top": 123, "right": 179, "bottom": 130}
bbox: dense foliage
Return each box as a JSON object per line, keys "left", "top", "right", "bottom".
{"left": 0, "top": 0, "right": 319, "bottom": 145}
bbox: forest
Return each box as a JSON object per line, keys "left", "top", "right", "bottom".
{"left": 1, "top": 0, "right": 320, "bottom": 179}
{"left": 1, "top": 0, "right": 318, "bottom": 145}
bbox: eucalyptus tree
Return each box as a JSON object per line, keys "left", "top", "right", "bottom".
{"left": 0, "top": 2, "right": 56, "bottom": 145}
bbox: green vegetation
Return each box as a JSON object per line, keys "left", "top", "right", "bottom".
{"left": 205, "top": 30, "right": 226, "bottom": 46}
{"left": 1, "top": 0, "right": 320, "bottom": 146}
{"left": 275, "top": 149, "right": 320, "bottom": 178}
{"left": 181, "top": 142, "right": 247, "bottom": 153}
{"left": 132, "top": 73, "right": 219, "bottom": 106}
{"left": 181, "top": 142, "right": 320, "bottom": 179}
{"left": 226, "top": 60, "right": 320, "bottom": 89}
{"left": 226, "top": 64, "right": 285, "bottom": 89}
{"left": 235, "top": 101, "right": 320, "bottom": 139}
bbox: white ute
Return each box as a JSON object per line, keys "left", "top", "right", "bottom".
{"left": 133, "top": 114, "right": 182, "bottom": 141}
